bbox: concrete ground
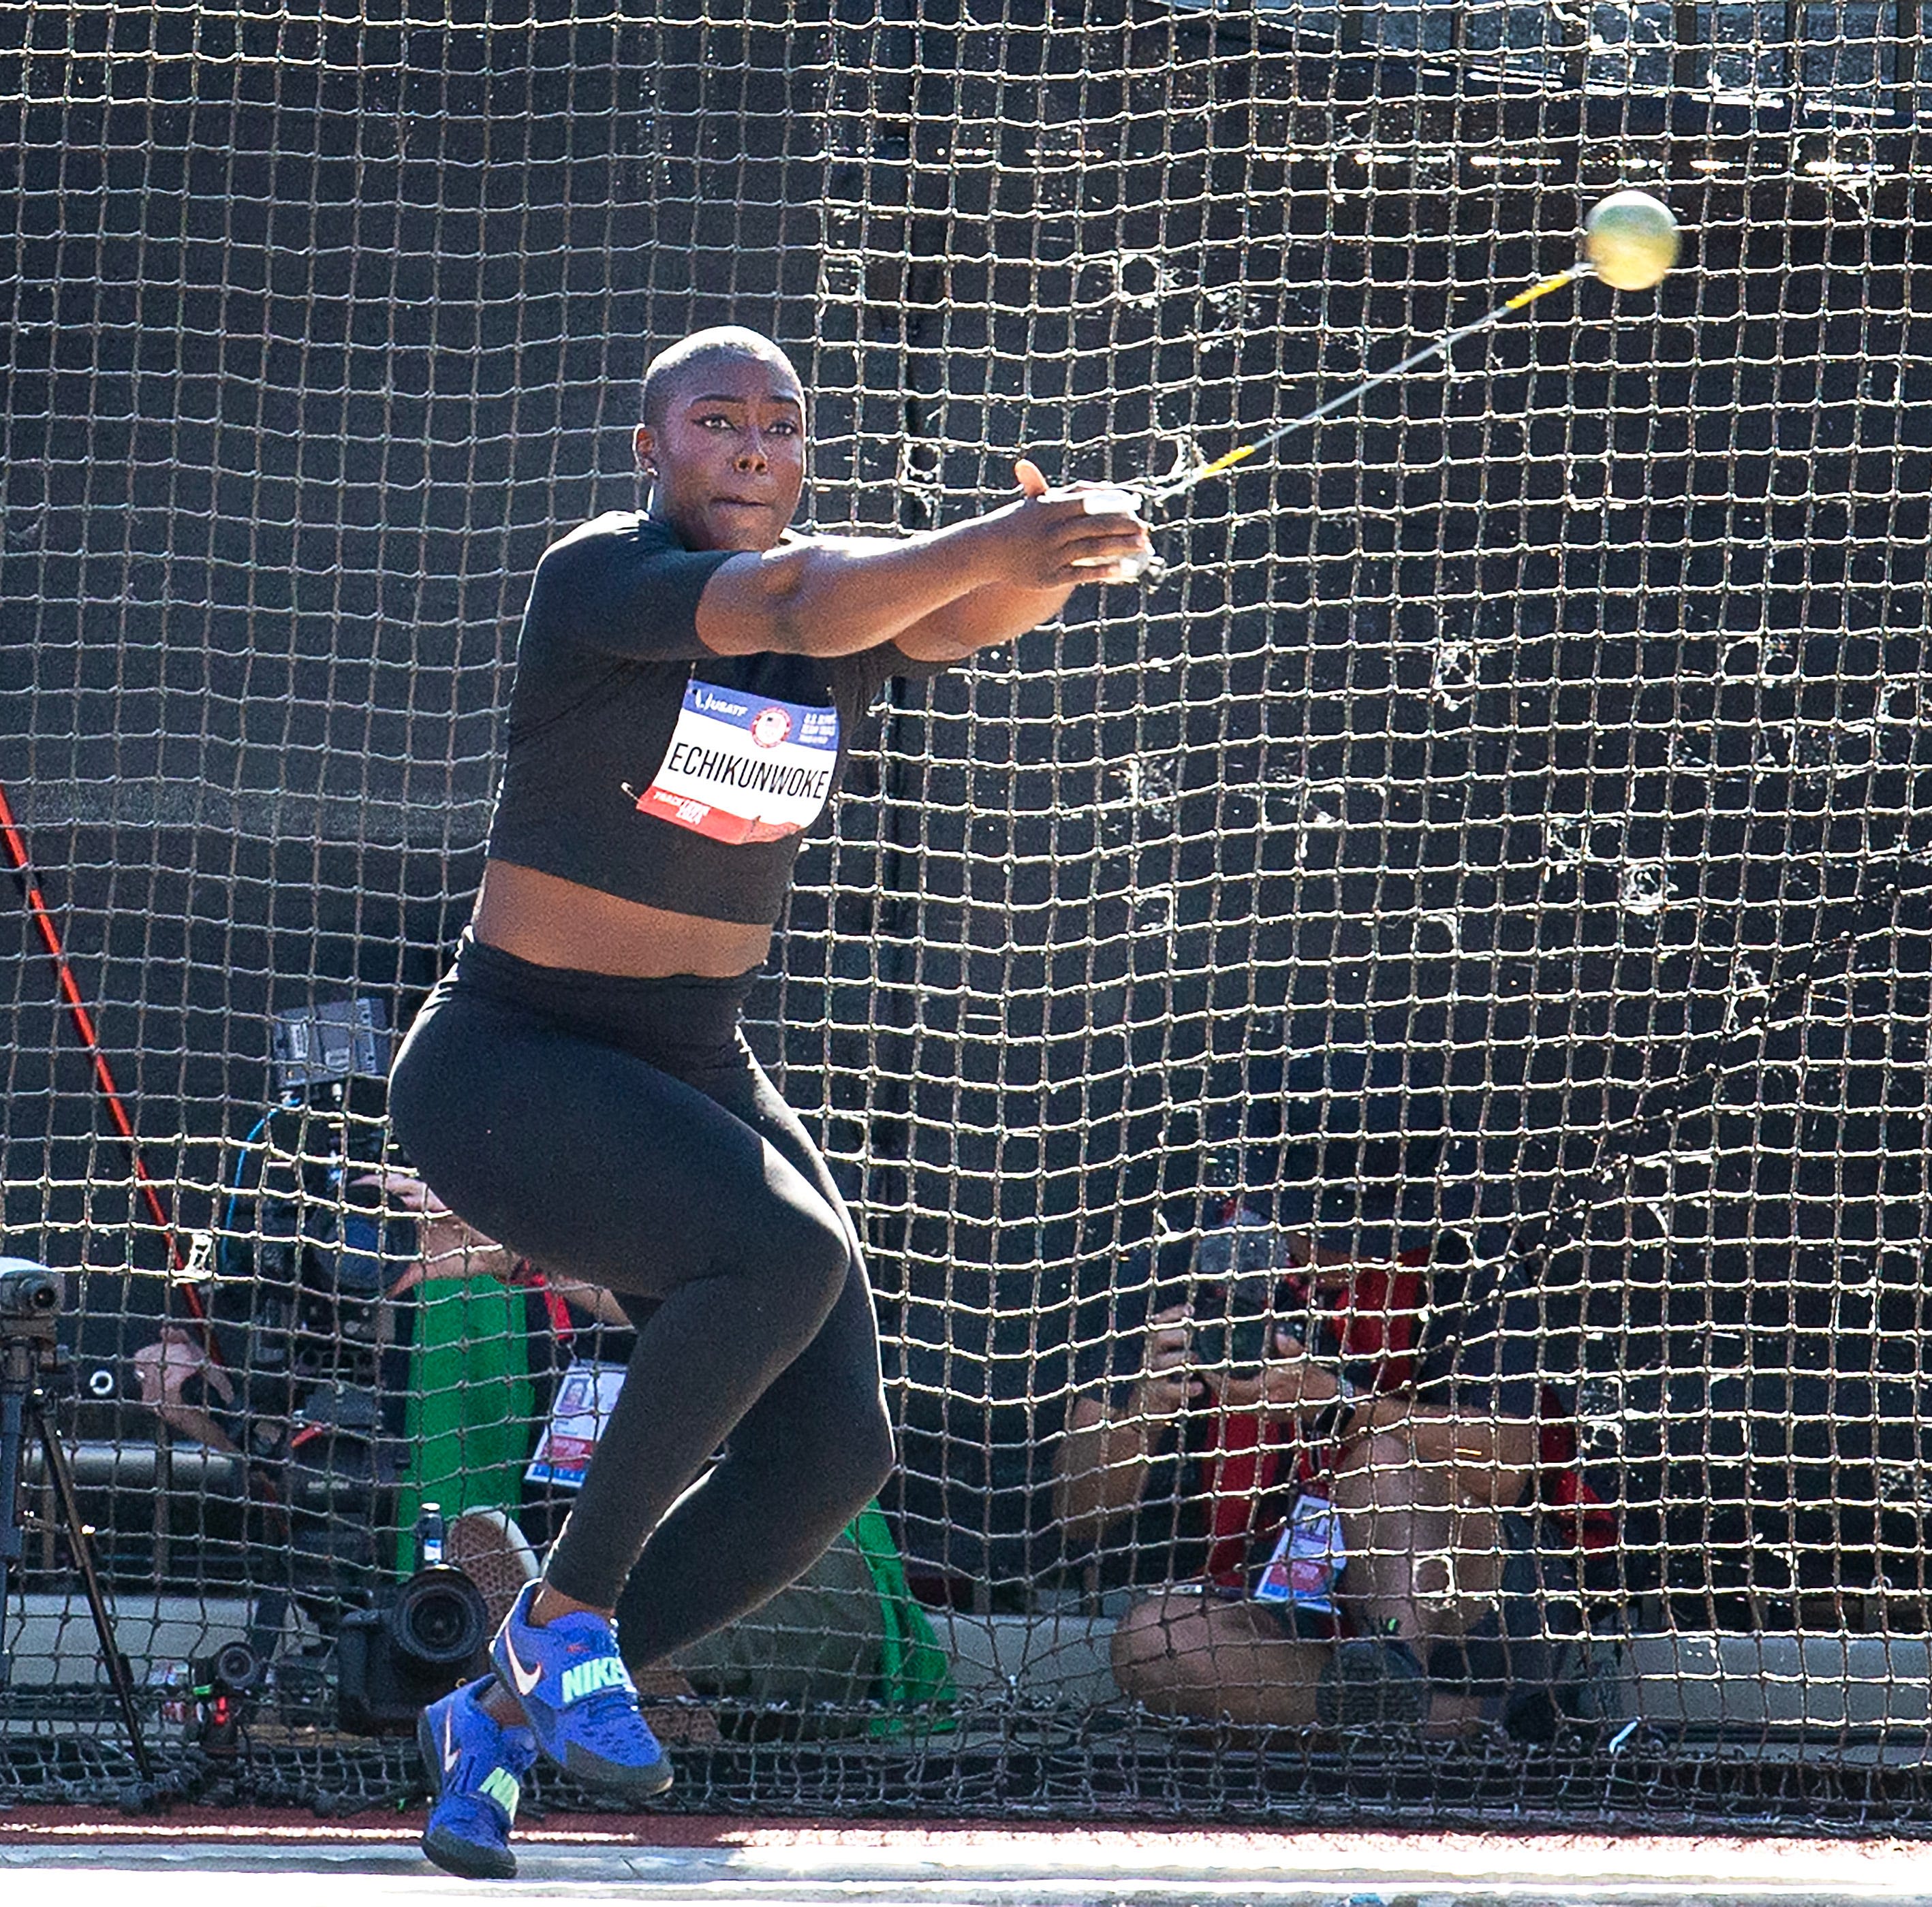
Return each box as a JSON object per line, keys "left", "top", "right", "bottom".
{"left": 1, "top": 1818, "right": 1929, "bottom": 1906}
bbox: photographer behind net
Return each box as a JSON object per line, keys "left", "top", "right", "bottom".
{"left": 127, "top": 1001, "right": 423, "bottom": 1624}
{"left": 1053, "top": 1048, "right": 1606, "bottom": 1740}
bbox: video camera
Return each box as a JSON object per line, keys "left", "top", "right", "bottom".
{"left": 0, "top": 1260, "right": 61, "bottom": 1336}
{"left": 335, "top": 1562, "right": 490, "bottom": 1734}
{"left": 212, "top": 1000, "right": 416, "bottom": 1388}
{"left": 0, "top": 1259, "right": 63, "bottom": 1393}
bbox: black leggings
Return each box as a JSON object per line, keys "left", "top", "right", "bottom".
{"left": 387, "top": 934, "right": 894, "bottom": 1660}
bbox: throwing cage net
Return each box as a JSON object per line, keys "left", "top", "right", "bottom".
{"left": 3, "top": 0, "right": 1931, "bottom": 1827}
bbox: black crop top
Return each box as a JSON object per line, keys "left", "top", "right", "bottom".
{"left": 485, "top": 511, "right": 948, "bottom": 928}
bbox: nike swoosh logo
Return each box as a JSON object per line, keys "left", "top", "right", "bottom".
{"left": 441, "top": 1708, "right": 459, "bottom": 1774}
{"left": 501, "top": 1630, "right": 544, "bottom": 1700}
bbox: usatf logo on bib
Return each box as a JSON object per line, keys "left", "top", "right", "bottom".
{"left": 635, "top": 679, "right": 839, "bottom": 845}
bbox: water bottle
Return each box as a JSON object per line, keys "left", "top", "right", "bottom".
{"left": 414, "top": 1500, "right": 446, "bottom": 1571}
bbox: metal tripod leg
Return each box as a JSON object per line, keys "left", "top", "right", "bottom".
{"left": 0, "top": 1358, "right": 25, "bottom": 1671}
{"left": 32, "top": 1398, "right": 154, "bottom": 1780}
{"left": 0, "top": 1342, "right": 153, "bottom": 1784}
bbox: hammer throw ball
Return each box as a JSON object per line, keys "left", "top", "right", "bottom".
{"left": 1583, "top": 190, "right": 1681, "bottom": 292}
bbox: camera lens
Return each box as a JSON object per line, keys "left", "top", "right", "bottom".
{"left": 390, "top": 1567, "right": 487, "bottom": 1668}
{"left": 1191, "top": 1270, "right": 1277, "bottom": 1374}
{"left": 211, "top": 1641, "right": 263, "bottom": 1694}
{"left": 0, "top": 1264, "right": 60, "bottom": 1319}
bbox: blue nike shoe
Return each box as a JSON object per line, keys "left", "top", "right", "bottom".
{"left": 489, "top": 1579, "right": 674, "bottom": 1797}
{"left": 418, "top": 1675, "right": 537, "bottom": 1881}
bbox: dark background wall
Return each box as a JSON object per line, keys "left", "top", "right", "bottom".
{"left": 3, "top": 0, "right": 1929, "bottom": 1616}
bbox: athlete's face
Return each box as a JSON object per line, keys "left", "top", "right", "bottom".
{"left": 635, "top": 354, "right": 807, "bottom": 553}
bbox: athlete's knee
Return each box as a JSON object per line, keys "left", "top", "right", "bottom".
{"left": 1110, "top": 1594, "right": 1196, "bottom": 1700}
{"left": 1110, "top": 1598, "right": 1166, "bottom": 1682}
{"left": 384, "top": 1042, "right": 447, "bottom": 1184}
{"left": 736, "top": 1369, "right": 892, "bottom": 1514}
{"left": 760, "top": 1203, "right": 854, "bottom": 1336}
{"left": 851, "top": 1394, "right": 895, "bottom": 1499}
{"left": 817, "top": 1387, "right": 894, "bottom": 1515}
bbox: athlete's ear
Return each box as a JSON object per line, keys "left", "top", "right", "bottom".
{"left": 634, "top": 422, "right": 657, "bottom": 477}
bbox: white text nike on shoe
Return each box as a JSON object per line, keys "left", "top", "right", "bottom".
{"left": 487, "top": 1581, "right": 673, "bottom": 1799}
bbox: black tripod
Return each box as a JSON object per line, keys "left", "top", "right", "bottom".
{"left": 0, "top": 1264, "right": 153, "bottom": 1782}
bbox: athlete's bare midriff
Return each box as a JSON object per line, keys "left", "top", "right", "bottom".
{"left": 473, "top": 859, "right": 771, "bottom": 979}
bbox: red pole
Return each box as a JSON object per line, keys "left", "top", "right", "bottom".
{"left": 0, "top": 781, "right": 198, "bottom": 1299}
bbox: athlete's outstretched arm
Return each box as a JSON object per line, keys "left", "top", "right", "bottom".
{"left": 694, "top": 460, "right": 1148, "bottom": 660}
{"left": 890, "top": 461, "right": 1123, "bottom": 663}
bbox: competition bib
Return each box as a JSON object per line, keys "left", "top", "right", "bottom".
{"left": 1251, "top": 1492, "right": 1346, "bottom": 1612}
{"left": 634, "top": 678, "right": 840, "bottom": 847}
{"left": 525, "top": 1358, "right": 627, "bottom": 1491}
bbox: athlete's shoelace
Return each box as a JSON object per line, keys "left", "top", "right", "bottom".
{"left": 565, "top": 1685, "right": 664, "bottom": 1759}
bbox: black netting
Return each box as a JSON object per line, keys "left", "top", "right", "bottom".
{"left": 3, "top": 0, "right": 1930, "bottom": 1827}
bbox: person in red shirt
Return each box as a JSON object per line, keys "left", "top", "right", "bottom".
{"left": 1053, "top": 1212, "right": 1598, "bottom": 1736}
